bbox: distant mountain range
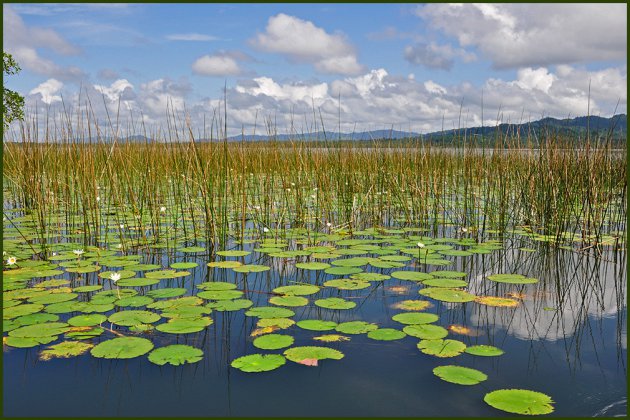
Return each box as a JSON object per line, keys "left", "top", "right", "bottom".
{"left": 100, "top": 114, "right": 626, "bottom": 144}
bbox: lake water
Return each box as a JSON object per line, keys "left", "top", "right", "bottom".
{"left": 3, "top": 229, "right": 626, "bottom": 417}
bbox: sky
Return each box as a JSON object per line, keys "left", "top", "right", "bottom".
{"left": 3, "top": 3, "right": 627, "bottom": 136}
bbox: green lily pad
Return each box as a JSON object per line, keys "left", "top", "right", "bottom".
{"left": 330, "top": 257, "right": 371, "bottom": 267}
{"left": 35, "top": 279, "right": 70, "bottom": 288}
{"left": 484, "top": 389, "right": 554, "bottom": 415}
{"left": 40, "top": 341, "right": 93, "bottom": 360}
{"left": 9, "top": 322, "right": 69, "bottom": 338}
{"left": 67, "top": 314, "right": 107, "bottom": 327}
{"left": 65, "top": 326, "right": 104, "bottom": 340}
{"left": 207, "top": 261, "right": 243, "bottom": 268}
{"left": 148, "top": 344, "right": 203, "bottom": 366}
{"left": 114, "top": 296, "right": 154, "bottom": 307}
{"left": 253, "top": 334, "right": 295, "bottom": 350}
{"left": 170, "top": 262, "right": 198, "bottom": 269}
{"left": 91, "top": 337, "right": 154, "bottom": 359}
{"left": 419, "top": 287, "right": 476, "bottom": 303}
{"left": 216, "top": 250, "right": 250, "bottom": 257}
{"left": 147, "top": 288, "right": 187, "bottom": 299}
{"left": 465, "top": 345, "right": 505, "bottom": 357}
{"left": 231, "top": 354, "right": 286, "bottom": 373}
{"left": 124, "top": 264, "right": 161, "bottom": 271}
{"left": 178, "top": 246, "right": 206, "bottom": 253}
{"left": 324, "top": 279, "right": 370, "bottom": 290}
{"left": 5, "top": 335, "right": 57, "bottom": 348}
{"left": 422, "top": 278, "right": 468, "bottom": 288}
{"left": 403, "top": 324, "right": 449, "bottom": 340}
{"left": 245, "top": 306, "right": 295, "bottom": 319}
{"left": 257, "top": 318, "right": 295, "bottom": 329}
{"left": 155, "top": 317, "right": 213, "bottom": 334}
{"left": 197, "top": 281, "right": 237, "bottom": 291}
{"left": 335, "top": 321, "right": 378, "bottom": 334}
{"left": 314, "top": 297, "right": 356, "bottom": 310}
{"left": 417, "top": 339, "right": 467, "bottom": 357}
{"left": 272, "top": 285, "right": 320, "bottom": 296}
{"left": 350, "top": 272, "right": 391, "bottom": 282}
{"left": 324, "top": 266, "right": 363, "bottom": 276}
{"left": 391, "top": 271, "right": 434, "bottom": 281}
{"left": 206, "top": 299, "right": 254, "bottom": 311}
{"left": 28, "top": 292, "right": 78, "bottom": 305}
{"left": 269, "top": 295, "right": 308, "bottom": 307}
{"left": 12, "top": 313, "right": 59, "bottom": 326}
{"left": 430, "top": 270, "right": 467, "bottom": 278}
{"left": 197, "top": 290, "right": 244, "bottom": 300}
{"left": 284, "top": 346, "right": 344, "bottom": 364}
{"left": 297, "top": 319, "right": 338, "bottom": 331}
{"left": 392, "top": 312, "right": 439, "bottom": 325}
{"left": 145, "top": 270, "right": 190, "bottom": 279}
{"left": 367, "top": 328, "right": 406, "bottom": 341}
{"left": 161, "top": 305, "right": 212, "bottom": 319}
{"left": 295, "top": 262, "right": 331, "bottom": 270}
{"left": 117, "top": 278, "right": 160, "bottom": 287}
{"left": 369, "top": 260, "right": 406, "bottom": 269}
{"left": 433, "top": 365, "right": 488, "bottom": 385}
{"left": 108, "top": 310, "right": 161, "bottom": 326}
{"left": 147, "top": 296, "right": 202, "bottom": 310}
{"left": 73, "top": 285, "right": 103, "bottom": 293}
{"left": 98, "top": 270, "right": 136, "bottom": 280}
{"left": 486, "top": 274, "right": 539, "bottom": 284}
{"left": 233, "top": 264, "right": 271, "bottom": 273}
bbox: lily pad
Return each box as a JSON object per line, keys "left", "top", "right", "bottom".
{"left": 484, "top": 389, "right": 554, "bottom": 415}
{"left": 295, "top": 262, "right": 331, "bottom": 270}
{"left": 403, "top": 324, "right": 449, "bottom": 340}
{"left": 155, "top": 317, "right": 213, "bottom": 334}
{"left": 313, "top": 334, "right": 350, "bottom": 342}
{"left": 465, "top": 345, "right": 505, "bottom": 357}
{"left": 233, "top": 264, "right": 271, "bottom": 273}
{"left": 114, "top": 296, "right": 155, "bottom": 307}
{"left": 207, "top": 261, "right": 243, "bottom": 268}
{"left": 330, "top": 257, "right": 371, "bottom": 267}
{"left": 245, "top": 306, "right": 295, "bottom": 319}
{"left": 324, "top": 279, "right": 370, "bottom": 290}
{"left": 284, "top": 346, "right": 344, "bottom": 364}
{"left": 314, "top": 297, "right": 356, "bottom": 310}
{"left": 206, "top": 299, "right": 254, "bottom": 311}
{"left": 430, "top": 270, "right": 467, "bottom": 278}
{"left": 486, "top": 274, "right": 539, "bottom": 284}
{"left": 28, "top": 292, "right": 78, "bottom": 305}
{"left": 73, "top": 285, "right": 103, "bottom": 293}
{"left": 335, "top": 321, "right": 378, "bottom": 334}
{"left": 231, "top": 354, "right": 286, "bottom": 373}
{"left": 269, "top": 295, "right": 308, "bottom": 307}
{"left": 272, "top": 285, "right": 320, "bottom": 296}
{"left": 178, "top": 246, "right": 206, "bottom": 253}
{"left": 422, "top": 278, "right": 468, "bottom": 288}
{"left": 433, "top": 365, "right": 488, "bottom": 385}
{"left": 148, "top": 344, "right": 203, "bottom": 366}
{"left": 392, "top": 312, "right": 439, "bottom": 325}
{"left": 324, "top": 266, "right": 363, "bottom": 276}
{"left": 297, "top": 319, "right": 338, "bottom": 331}
{"left": 108, "top": 310, "right": 161, "bottom": 326}
{"left": 197, "top": 290, "right": 244, "bottom": 301}
{"left": 147, "top": 288, "right": 187, "bottom": 299}
{"left": 117, "top": 278, "right": 160, "bottom": 287}
{"left": 170, "top": 262, "right": 199, "bottom": 269}
{"left": 419, "top": 287, "right": 476, "bottom": 303}
{"left": 9, "top": 322, "right": 70, "bottom": 338}
{"left": 67, "top": 314, "right": 107, "bottom": 327}
{"left": 367, "top": 328, "right": 406, "bottom": 341}
{"left": 253, "top": 334, "right": 295, "bottom": 350}
{"left": 145, "top": 270, "right": 190, "bottom": 279}
{"left": 5, "top": 335, "right": 57, "bottom": 348}
{"left": 197, "top": 281, "right": 237, "bottom": 291}
{"left": 474, "top": 296, "right": 519, "bottom": 307}
{"left": 391, "top": 271, "right": 434, "bottom": 281}
{"left": 417, "top": 339, "right": 467, "bottom": 358}
{"left": 40, "top": 341, "right": 93, "bottom": 360}
{"left": 391, "top": 300, "right": 432, "bottom": 311}
{"left": 91, "top": 337, "right": 154, "bottom": 359}
{"left": 216, "top": 250, "right": 250, "bottom": 257}
{"left": 350, "top": 272, "right": 391, "bottom": 282}
{"left": 256, "top": 318, "right": 295, "bottom": 329}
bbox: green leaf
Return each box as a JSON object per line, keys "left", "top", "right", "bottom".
{"left": 272, "top": 285, "right": 320, "bottom": 296}
{"left": 422, "top": 278, "right": 468, "bottom": 288}
{"left": 231, "top": 354, "right": 286, "bottom": 373}
{"left": 465, "top": 345, "right": 505, "bottom": 357}
{"left": 155, "top": 317, "right": 213, "bottom": 334}
{"left": 269, "top": 295, "right": 308, "bottom": 307}
{"left": 91, "top": 337, "right": 154, "bottom": 359}
{"left": 324, "top": 266, "right": 363, "bottom": 276}
{"left": 145, "top": 270, "right": 190, "bottom": 279}
{"left": 484, "top": 389, "right": 554, "bottom": 415}
{"left": 391, "top": 271, "right": 434, "bottom": 281}
{"left": 67, "top": 314, "right": 107, "bottom": 327}
{"left": 170, "top": 262, "right": 198, "bottom": 269}
{"left": 197, "top": 281, "right": 237, "bottom": 291}
{"left": 349, "top": 272, "right": 390, "bottom": 282}
{"left": 245, "top": 306, "right": 295, "bottom": 319}
{"left": 147, "top": 288, "right": 187, "bottom": 299}
{"left": 232, "top": 264, "right": 271, "bottom": 273}
{"left": 197, "top": 290, "right": 244, "bottom": 300}
{"left": 207, "top": 261, "right": 243, "bottom": 268}
{"left": 117, "top": 278, "right": 160, "bottom": 287}
{"left": 391, "top": 299, "right": 432, "bottom": 311}
{"left": 108, "top": 310, "right": 161, "bottom": 326}
{"left": 367, "top": 328, "right": 406, "bottom": 341}
{"left": 40, "top": 341, "right": 93, "bottom": 360}
{"left": 253, "top": 334, "right": 294, "bottom": 350}
{"left": 8, "top": 322, "right": 69, "bottom": 338}
{"left": 216, "top": 250, "right": 251, "bottom": 257}
{"left": 330, "top": 257, "right": 371, "bottom": 267}
{"left": 5, "top": 335, "right": 57, "bottom": 348}
{"left": 295, "top": 262, "right": 331, "bottom": 270}
{"left": 296, "top": 319, "right": 337, "bottom": 331}
{"left": 148, "top": 344, "right": 203, "bottom": 366}
{"left": 114, "top": 295, "right": 154, "bottom": 307}
{"left": 206, "top": 299, "right": 253, "bottom": 311}
{"left": 433, "top": 365, "right": 488, "bottom": 385}
{"left": 417, "top": 339, "right": 467, "bottom": 358}
{"left": 324, "top": 279, "right": 370, "bottom": 290}
{"left": 403, "top": 324, "right": 448, "bottom": 340}
{"left": 335, "top": 321, "right": 378, "bottom": 334}
{"left": 486, "top": 274, "right": 539, "bottom": 284}
{"left": 419, "top": 287, "right": 476, "bottom": 303}
{"left": 284, "top": 346, "right": 344, "bottom": 364}
{"left": 392, "top": 312, "right": 439, "bottom": 325}
{"left": 314, "top": 297, "right": 356, "bottom": 310}
{"left": 430, "top": 270, "right": 467, "bottom": 278}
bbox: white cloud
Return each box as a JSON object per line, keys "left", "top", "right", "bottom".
{"left": 236, "top": 77, "right": 328, "bottom": 102}
{"left": 417, "top": 3, "right": 627, "bottom": 69}
{"left": 166, "top": 33, "right": 219, "bottom": 42}
{"left": 251, "top": 13, "right": 363, "bottom": 75}
{"left": 28, "top": 79, "right": 63, "bottom": 104}
{"left": 3, "top": 5, "right": 85, "bottom": 81}
{"left": 404, "top": 42, "right": 476, "bottom": 70}
{"left": 514, "top": 67, "right": 557, "bottom": 94}
{"left": 424, "top": 80, "right": 447, "bottom": 96}
{"left": 192, "top": 54, "right": 241, "bottom": 76}
{"left": 94, "top": 79, "right": 134, "bottom": 103}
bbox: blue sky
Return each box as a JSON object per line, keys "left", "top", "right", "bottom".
{"left": 4, "top": 3, "right": 627, "bottom": 135}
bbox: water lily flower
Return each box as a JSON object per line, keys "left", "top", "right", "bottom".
{"left": 6, "top": 256, "right": 17, "bottom": 265}
{"left": 96, "top": 196, "right": 100, "bottom": 202}
{"left": 73, "top": 249, "right": 84, "bottom": 256}
{"left": 263, "top": 227, "right": 270, "bottom": 233}
{"left": 326, "top": 222, "right": 332, "bottom": 227}
{"left": 110, "top": 272, "right": 121, "bottom": 283}
{"left": 461, "top": 227, "right": 468, "bottom": 233}
{"left": 417, "top": 242, "right": 425, "bottom": 248}
{"left": 160, "top": 206, "right": 167, "bottom": 213}
{"left": 119, "top": 224, "right": 125, "bottom": 229}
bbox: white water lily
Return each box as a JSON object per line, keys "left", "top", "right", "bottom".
{"left": 110, "top": 272, "right": 122, "bottom": 283}
{"left": 326, "top": 222, "right": 332, "bottom": 227}
{"left": 263, "top": 227, "right": 270, "bottom": 233}
{"left": 461, "top": 227, "right": 468, "bottom": 233}
{"left": 73, "top": 249, "right": 84, "bottom": 256}
{"left": 119, "top": 224, "right": 125, "bottom": 229}
{"left": 96, "top": 196, "right": 100, "bottom": 202}
{"left": 417, "top": 242, "right": 426, "bottom": 248}
{"left": 6, "top": 256, "right": 17, "bottom": 265}
{"left": 160, "top": 206, "right": 167, "bottom": 213}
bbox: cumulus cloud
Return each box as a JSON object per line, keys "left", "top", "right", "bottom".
{"left": 3, "top": 5, "right": 85, "bottom": 81}
{"left": 192, "top": 54, "right": 242, "bottom": 76}
{"left": 404, "top": 42, "right": 476, "bottom": 70}
{"left": 250, "top": 13, "right": 363, "bottom": 75}
{"left": 28, "top": 79, "right": 64, "bottom": 104}
{"left": 417, "top": 3, "right": 627, "bottom": 69}
{"left": 94, "top": 79, "right": 135, "bottom": 103}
